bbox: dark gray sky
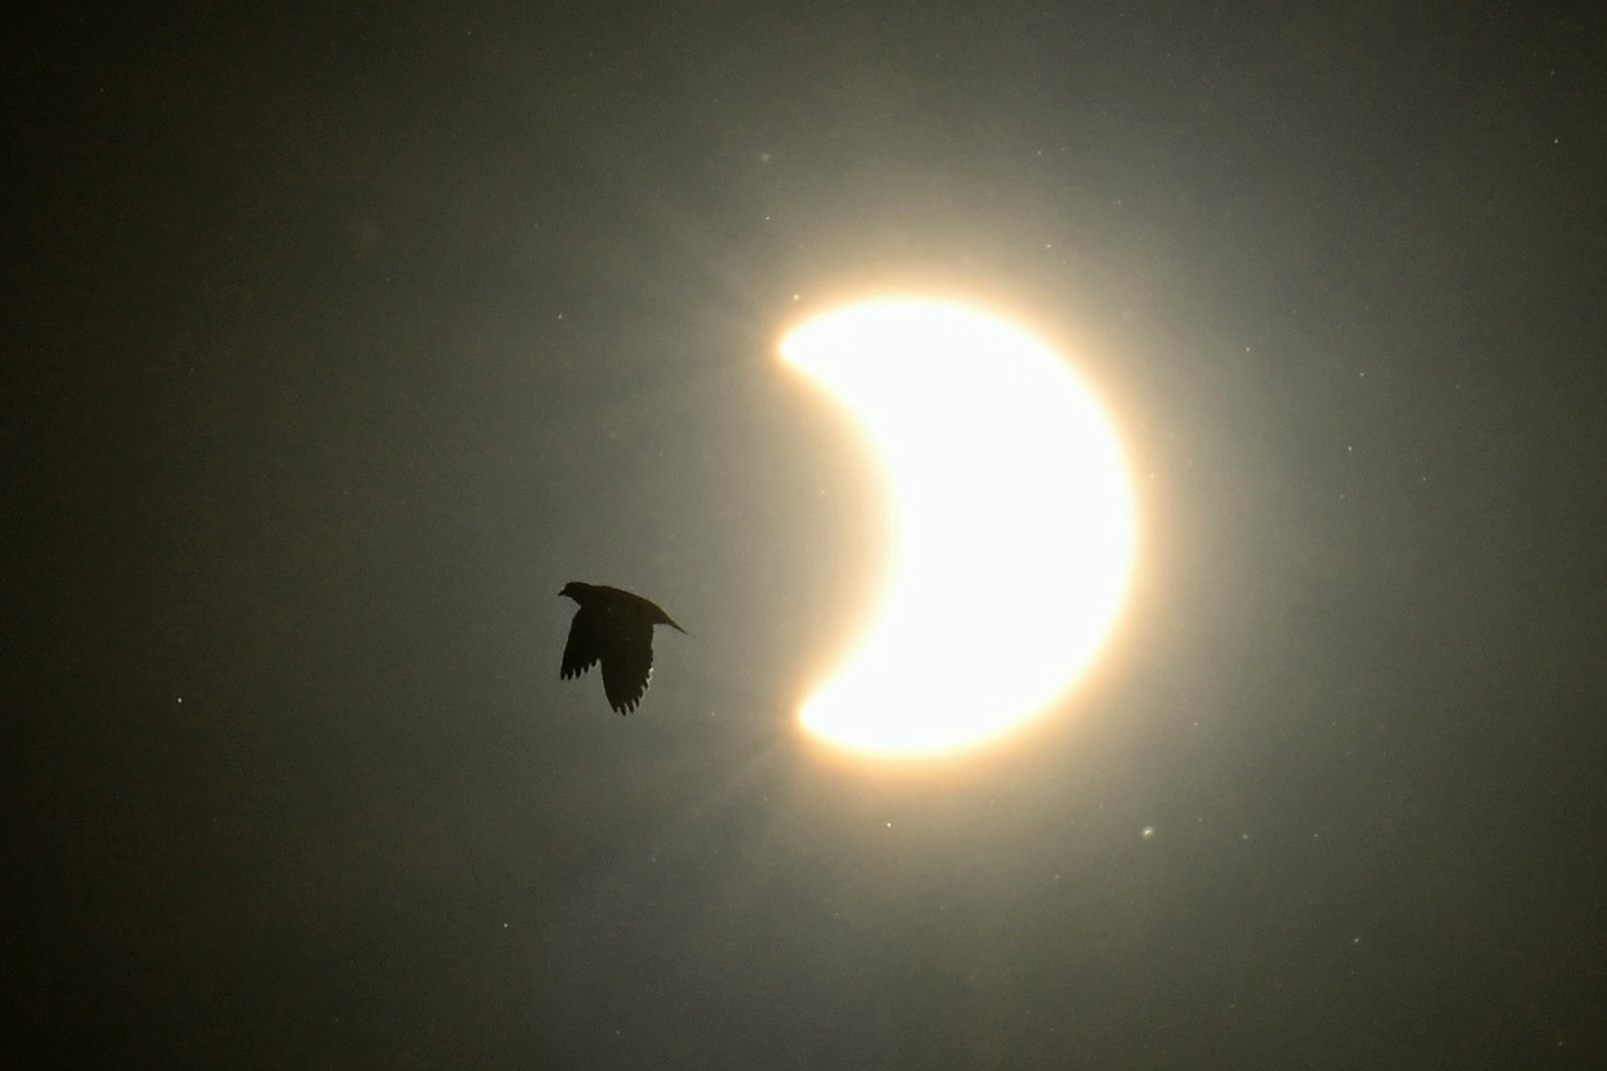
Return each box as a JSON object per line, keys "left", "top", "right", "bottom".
{"left": 8, "top": 1, "right": 1606, "bottom": 1067}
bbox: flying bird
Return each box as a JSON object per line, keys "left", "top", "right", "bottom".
{"left": 558, "top": 582, "right": 688, "bottom": 714}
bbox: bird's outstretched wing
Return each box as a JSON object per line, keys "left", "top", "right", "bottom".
{"left": 600, "top": 620, "right": 655, "bottom": 714}
{"left": 560, "top": 607, "right": 603, "bottom": 681}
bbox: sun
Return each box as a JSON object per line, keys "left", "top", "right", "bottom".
{"left": 781, "top": 298, "right": 1135, "bottom": 758}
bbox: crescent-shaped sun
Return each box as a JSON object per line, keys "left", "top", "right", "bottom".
{"left": 781, "top": 298, "right": 1136, "bottom": 759}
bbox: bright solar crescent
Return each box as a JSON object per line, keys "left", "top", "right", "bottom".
{"left": 781, "top": 298, "right": 1136, "bottom": 758}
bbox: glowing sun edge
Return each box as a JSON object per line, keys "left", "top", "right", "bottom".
{"left": 781, "top": 299, "right": 1136, "bottom": 758}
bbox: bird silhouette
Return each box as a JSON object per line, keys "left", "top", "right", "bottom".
{"left": 558, "top": 582, "right": 688, "bottom": 714}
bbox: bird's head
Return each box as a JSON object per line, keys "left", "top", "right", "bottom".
{"left": 558, "top": 581, "right": 591, "bottom": 602}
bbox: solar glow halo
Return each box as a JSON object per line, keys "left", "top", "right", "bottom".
{"left": 781, "top": 298, "right": 1135, "bottom": 758}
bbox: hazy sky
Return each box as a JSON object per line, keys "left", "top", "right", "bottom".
{"left": 9, "top": 1, "right": 1606, "bottom": 1067}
